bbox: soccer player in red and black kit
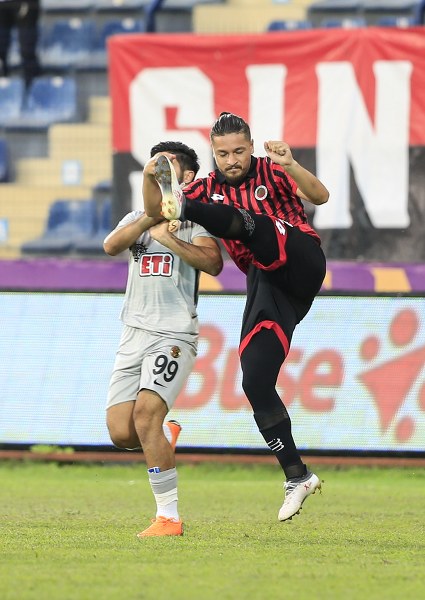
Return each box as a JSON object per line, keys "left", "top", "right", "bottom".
{"left": 143, "top": 112, "right": 329, "bottom": 522}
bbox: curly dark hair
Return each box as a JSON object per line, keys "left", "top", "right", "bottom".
{"left": 150, "top": 141, "right": 200, "bottom": 176}
{"left": 210, "top": 112, "right": 251, "bottom": 141}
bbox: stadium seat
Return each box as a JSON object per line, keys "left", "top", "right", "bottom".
{"left": 74, "top": 198, "right": 112, "bottom": 254}
{"left": 310, "top": 1, "right": 423, "bottom": 25}
{"left": 21, "top": 198, "right": 99, "bottom": 255}
{"left": 320, "top": 16, "right": 367, "bottom": 26}
{"left": 0, "top": 77, "right": 25, "bottom": 127}
{"left": 267, "top": 19, "right": 313, "bottom": 31}
{"left": 376, "top": 15, "right": 416, "bottom": 26}
{"left": 16, "top": 76, "right": 78, "bottom": 129}
{"left": 90, "top": 17, "right": 145, "bottom": 68}
{"left": 364, "top": 0, "right": 423, "bottom": 25}
{"left": 40, "top": 18, "right": 97, "bottom": 70}
{"left": 0, "top": 139, "right": 10, "bottom": 182}
{"left": 97, "top": 17, "right": 145, "bottom": 46}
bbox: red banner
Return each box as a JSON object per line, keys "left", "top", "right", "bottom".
{"left": 109, "top": 28, "right": 425, "bottom": 151}
{"left": 108, "top": 28, "right": 425, "bottom": 261}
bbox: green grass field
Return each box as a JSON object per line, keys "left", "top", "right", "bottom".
{"left": 1, "top": 461, "right": 424, "bottom": 600}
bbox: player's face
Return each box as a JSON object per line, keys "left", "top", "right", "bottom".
{"left": 211, "top": 132, "right": 254, "bottom": 185}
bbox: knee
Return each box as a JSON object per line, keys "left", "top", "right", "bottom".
{"left": 132, "top": 401, "right": 156, "bottom": 441}
{"left": 240, "top": 355, "right": 257, "bottom": 399}
{"left": 241, "top": 359, "right": 267, "bottom": 402}
{"left": 106, "top": 418, "right": 134, "bottom": 449}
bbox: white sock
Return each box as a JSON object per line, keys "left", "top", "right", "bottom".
{"left": 148, "top": 467, "right": 179, "bottom": 521}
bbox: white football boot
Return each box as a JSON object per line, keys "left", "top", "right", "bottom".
{"left": 278, "top": 471, "right": 322, "bottom": 521}
{"left": 154, "top": 155, "right": 185, "bottom": 220}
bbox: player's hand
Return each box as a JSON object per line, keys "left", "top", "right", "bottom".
{"left": 264, "top": 141, "right": 295, "bottom": 169}
{"left": 149, "top": 220, "right": 175, "bottom": 246}
{"left": 143, "top": 152, "right": 177, "bottom": 179}
{"left": 142, "top": 155, "right": 158, "bottom": 179}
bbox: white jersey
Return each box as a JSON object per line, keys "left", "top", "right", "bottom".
{"left": 117, "top": 211, "right": 213, "bottom": 343}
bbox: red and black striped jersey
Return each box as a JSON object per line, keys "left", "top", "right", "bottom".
{"left": 183, "top": 156, "right": 320, "bottom": 273}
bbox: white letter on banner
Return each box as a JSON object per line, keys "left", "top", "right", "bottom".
{"left": 129, "top": 67, "right": 215, "bottom": 177}
{"left": 314, "top": 61, "right": 412, "bottom": 229}
{"left": 246, "top": 65, "right": 286, "bottom": 156}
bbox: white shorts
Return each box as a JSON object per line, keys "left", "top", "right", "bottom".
{"left": 106, "top": 325, "right": 197, "bottom": 411}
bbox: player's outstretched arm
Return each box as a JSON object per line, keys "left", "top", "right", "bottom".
{"left": 264, "top": 140, "right": 329, "bottom": 206}
{"left": 103, "top": 213, "right": 163, "bottom": 256}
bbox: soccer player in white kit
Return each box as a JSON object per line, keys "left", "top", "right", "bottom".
{"left": 104, "top": 142, "right": 223, "bottom": 537}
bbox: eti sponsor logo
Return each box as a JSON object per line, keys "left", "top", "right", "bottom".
{"left": 211, "top": 194, "right": 225, "bottom": 202}
{"left": 139, "top": 253, "right": 173, "bottom": 276}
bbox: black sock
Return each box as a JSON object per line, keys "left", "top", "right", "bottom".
{"left": 257, "top": 418, "right": 306, "bottom": 479}
{"left": 184, "top": 202, "right": 253, "bottom": 241}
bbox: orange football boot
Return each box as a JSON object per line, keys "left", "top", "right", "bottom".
{"left": 137, "top": 516, "right": 183, "bottom": 538}
{"left": 165, "top": 420, "right": 182, "bottom": 450}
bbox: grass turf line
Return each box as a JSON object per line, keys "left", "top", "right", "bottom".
{"left": 0, "top": 462, "right": 424, "bottom": 600}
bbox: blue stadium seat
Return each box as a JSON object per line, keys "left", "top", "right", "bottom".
{"left": 21, "top": 199, "right": 99, "bottom": 255}
{"left": 0, "top": 77, "right": 25, "bottom": 127}
{"left": 364, "top": 1, "right": 423, "bottom": 24}
{"left": 90, "top": 17, "right": 145, "bottom": 68}
{"left": 376, "top": 15, "right": 416, "bottom": 26}
{"left": 99, "top": 197, "right": 112, "bottom": 232}
{"left": 267, "top": 20, "right": 313, "bottom": 31}
{"left": 93, "top": 179, "right": 112, "bottom": 195}
{"left": 40, "top": 18, "right": 97, "bottom": 69}
{"left": 17, "top": 76, "right": 77, "bottom": 129}
{"left": 310, "top": 1, "right": 423, "bottom": 25}
{"left": 320, "top": 16, "right": 367, "bottom": 26}
{"left": 74, "top": 199, "right": 112, "bottom": 254}
{"left": 0, "top": 139, "right": 10, "bottom": 182}
{"left": 97, "top": 17, "right": 145, "bottom": 46}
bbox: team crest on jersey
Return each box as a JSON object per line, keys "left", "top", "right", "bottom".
{"left": 139, "top": 253, "right": 174, "bottom": 277}
{"left": 211, "top": 193, "right": 225, "bottom": 202}
{"left": 132, "top": 242, "right": 148, "bottom": 262}
{"left": 254, "top": 185, "right": 268, "bottom": 201}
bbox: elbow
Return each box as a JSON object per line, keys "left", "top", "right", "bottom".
{"left": 103, "top": 240, "right": 119, "bottom": 256}
{"left": 316, "top": 190, "right": 329, "bottom": 205}
{"left": 209, "top": 258, "right": 224, "bottom": 277}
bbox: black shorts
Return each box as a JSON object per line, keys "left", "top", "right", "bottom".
{"left": 239, "top": 225, "right": 326, "bottom": 358}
